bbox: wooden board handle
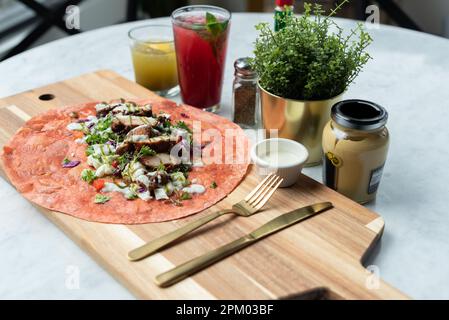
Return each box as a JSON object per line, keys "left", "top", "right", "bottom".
{"left": 324, "top": 265, "right": 409, "bottom": 300}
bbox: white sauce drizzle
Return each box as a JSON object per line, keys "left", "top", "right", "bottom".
{"left": 154, "top": 188, "right": 169, "bottom": 200}
{"left": 129, "top": 135, "right": 149, "bottom": 142}
{"left": 102, "top": 182, "right": 137, "bottom": 200}
{"left": 95, "top": 164, "right": 114, "bottom": 177}
{"left": 67, "top": 123, "right": 83, "bottom": 131}
{"left": 182, "top": 184, "right": 206, "bottom": 195}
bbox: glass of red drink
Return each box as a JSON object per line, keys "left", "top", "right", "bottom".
{"left": 171, "top": 5, "right": 231, "bottom": 112}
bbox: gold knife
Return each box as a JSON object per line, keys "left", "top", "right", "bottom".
{"left": 155, "top": 202, "right": 333, "bottom": 288}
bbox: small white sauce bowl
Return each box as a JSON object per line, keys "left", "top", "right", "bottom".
{"left": 250, "top": 138, "right": 309, "bottom": 188}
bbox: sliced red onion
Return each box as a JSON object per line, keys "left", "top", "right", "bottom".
{"left": 180, "top": 113, "right": 190, "bottom": 119}
{"left": 62, "top": 160, "right": 81, "bottom": 168}
{"left": 106, "top": 140, "right": 116, "bottom": 146}
{"left": 138, "top": 186, "right": 147, "bottom": 193}
{"left": 76, "top": 118, "right": 89, "bottom": 123}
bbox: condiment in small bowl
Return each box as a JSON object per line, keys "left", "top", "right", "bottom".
{"left": 250, "top": 138, "right": 309, "bottom": 187}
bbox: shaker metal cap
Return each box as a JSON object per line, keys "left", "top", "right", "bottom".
{"left": 331, "top": 99, "right": 388, "bottom": 131}
{"left": 234, "top": 57, "right": 256, "bottom": 78}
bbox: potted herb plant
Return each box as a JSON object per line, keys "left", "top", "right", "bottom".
{"left": 252, "top": 2, "right": 372, "bottom": 166}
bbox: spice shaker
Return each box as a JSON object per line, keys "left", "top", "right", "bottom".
{"left": 322, "top": 100, "right": 389, "bottom": 204}
{"left": 232, "top": 57, "right": 259, "bottom": 129}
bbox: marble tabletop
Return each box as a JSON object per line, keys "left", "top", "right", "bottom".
{"left": 1, "top": 13, "right": 449, "bottom": 299}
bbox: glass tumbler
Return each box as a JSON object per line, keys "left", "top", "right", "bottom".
{"left": 128, "top": 25, "right": 179, "bottom": 97}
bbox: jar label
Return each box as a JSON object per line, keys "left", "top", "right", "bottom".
{"left": 323, "top": 152, "right": 342, "bottom": 190}
{"left": 325, "top": 151, "right": 343, "bottom": 167}
{"left": 368, "top": 164, "right": 385, "bottom": 194}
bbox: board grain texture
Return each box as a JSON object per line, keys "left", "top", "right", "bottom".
{"left": 0, "top": 70, "right": 408, "bottom": 299}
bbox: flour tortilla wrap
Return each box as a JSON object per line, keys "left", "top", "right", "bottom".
{"left": 1, "top": 100, "right": 250, "bottom": 224}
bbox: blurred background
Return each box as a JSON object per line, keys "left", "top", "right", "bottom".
{"left": 1, "top": 0, "right": 448, "bottom": 61}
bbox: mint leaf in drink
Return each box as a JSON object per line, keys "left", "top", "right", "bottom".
{"left": 206, "top": 11, "right": 217, "bottom": 24}
{"left": 194, "top": 12, "right": 229, "bottom": 59}
{"left": 220, "top": 20, "right": 229, "bottom": 32}
{"left": 205, "top": 12, "right": 228, "bottom": 38}
{"left": 206, "top": 12, "right": 221, "bottom": 37}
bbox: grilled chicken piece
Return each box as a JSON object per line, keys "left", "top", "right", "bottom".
{"left": 96, "top": 101, "right": 153, "bottom": 118}
{"left": 111, "top": 115, "right": 158, "bottom": 133}
{"left": 115, "top": 141, "right": 131, "bottom": 155}
{"left": 111, "top": 103, "right": 153, "bottom": 117}
{"left": 140, "top": 153, "right": 181, "bottom": 170}
{"left": 115, "top": 125, "right": 163, "bottom": 155}
{"left": 95, "top": 102, "right": 118, "bottom": 117}
{"left": 133, "top": 135, "right": 176, "bottom": 153}
{"left": 115, "top": 135, "right": 176, "bottom": 155}
{"left": 125, "top": 125, "right": 160, "bottom": 140}
{"left": 148, "top": 172, "right": 170, "bottom": 190}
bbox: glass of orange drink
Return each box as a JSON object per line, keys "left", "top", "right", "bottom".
{"left": 128, "top": 25, "right": 179, "bottom": 97}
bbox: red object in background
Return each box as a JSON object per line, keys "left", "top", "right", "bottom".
{"left": 276, "top": 0, "right": 294, "bottom": 6}
{"left": 173, "top": 18, "right": 230, "bottom": 110}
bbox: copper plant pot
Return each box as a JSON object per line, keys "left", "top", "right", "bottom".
{"left": 259, "top": 84, "right": 343, "bottom": 166}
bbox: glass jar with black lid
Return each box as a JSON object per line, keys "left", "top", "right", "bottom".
{"left": 322, "top": 99, "right": 389, "bottom": 204}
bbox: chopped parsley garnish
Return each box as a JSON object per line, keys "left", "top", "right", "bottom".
{"left": 85, "top": 145, "right": 94, "bottom": 156}
{"left": 94, "top": 194, "right": 110, "bottom": 204}
{"left": 138, "top": 146, "right": 156, "bottom": 157}
{"left": 163, "top": 120, "right": 171, "bottom": 129}
{"left": 83, "top": 115, "right": 121, "bottom": 145}
{"left": 62, "top": 158, "right": 70, "bottom": 165}
{"left": 85, "top": 131, "right": 119, "bottom": 145}
{"left": 210, "top": 181, "right": 218, "bottom": 189}
{"left": 81, "top": 169, "right": 96, "bottom": 184}
{"left": 85, "top": 133, "right": 101, "bottom": 145}
{"left": 125, "top": 193, "right": 138, "bottom": 200}
{"left": 179, "top": 192, "right": 192, "bottom": 201}
{"left": 118, "top": 152, "right": 133, "bottom": 171}
{"left": 157, "top": 163, "right": 166, "bottom": 172}
{"left": 172, "top": 163, "right": 191, "bottom": 175}
{"left": 175, "top": 121, "right": 192, "bottom": 133}
{"left": 131, "top": 146, "right": 156, "bottom": 165}
{"left": 96, "top": 115, "right": 112, "bottom": 131}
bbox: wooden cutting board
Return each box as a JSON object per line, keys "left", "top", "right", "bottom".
{"left": 0, "top": 70, "right": 408, "bottom": 299}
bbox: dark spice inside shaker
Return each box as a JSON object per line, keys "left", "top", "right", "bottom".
{"left": 234, "top": 83, "right": 256, "bottom": 125}
{"left": 232, "top": 57, "right": 259, "bottom": 128}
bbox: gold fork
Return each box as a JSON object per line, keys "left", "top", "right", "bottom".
{"left": 128, "top": 173, "right": 283, "bottom": 261}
